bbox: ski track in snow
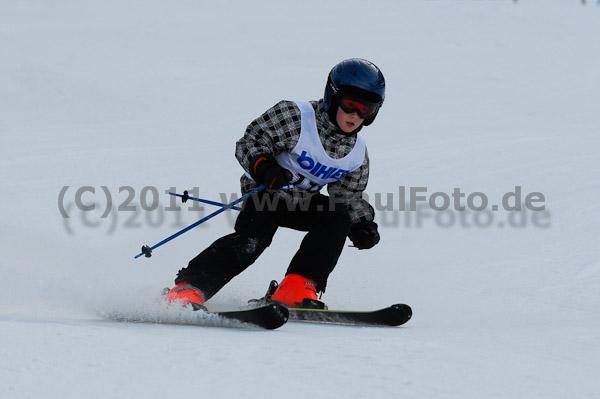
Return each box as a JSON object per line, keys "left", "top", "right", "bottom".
{"left": 1, "top": 1, "right": 599, "bottom": 398}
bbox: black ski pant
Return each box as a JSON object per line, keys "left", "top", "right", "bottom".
{"left": 175, "top": 191, "right": 352, "bottom": 300}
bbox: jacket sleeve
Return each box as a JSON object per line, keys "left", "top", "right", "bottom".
{"left": 327, "top": 149, "right": 375, "bottom": 224}
{"left": 235, "top": 100, "right": 302, "bottom": 173}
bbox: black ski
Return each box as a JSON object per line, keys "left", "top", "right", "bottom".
{"left": 288, "top": 304, "right": 412, "bottom": 327}
{"left": 249, "top": 280, "right": 412, "bottom": 327}
{"left": 105, "top": 303, "right": 289, "bottom": 330}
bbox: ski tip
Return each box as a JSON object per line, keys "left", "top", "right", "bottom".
{"left": 265, "top": 303, "right": 289, "bottom": 329}
{"left": 389, "top": 304, "right": 412, "bottom": 326}
{"left": 231, "top": 303, "right": 289, "bottom": 329}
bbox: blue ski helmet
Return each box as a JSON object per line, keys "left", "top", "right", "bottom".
{"left": 324, "top": 58, "right": 385, "bottom": 127}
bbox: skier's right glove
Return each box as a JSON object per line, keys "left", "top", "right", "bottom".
{"left": 348, "top": 220, "right": 380, "bottom": 250}
{"left": 249, "top": 154, "right": 292, "bottom": 189}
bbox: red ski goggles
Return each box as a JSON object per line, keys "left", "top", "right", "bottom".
{"left": 338, "top": 96, "right": 381, "bottom": 119}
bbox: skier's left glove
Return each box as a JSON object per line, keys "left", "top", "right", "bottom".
{"left": 348, "top": 220, "right": 380, "bottom": 250}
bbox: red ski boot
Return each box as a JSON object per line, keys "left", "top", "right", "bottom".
{"left": 164, "top": 282, "right": 206, "bottom": 311}
{"left": 270, "top": 274, "right": 327, "bottom": 309}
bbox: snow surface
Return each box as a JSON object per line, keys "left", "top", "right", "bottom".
{"left": 1, "top": 0, "right": 599, "bottom": 398}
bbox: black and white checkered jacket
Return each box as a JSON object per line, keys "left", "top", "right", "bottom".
{"left": 235, "top": 99, "right": 374, "bottom": 224}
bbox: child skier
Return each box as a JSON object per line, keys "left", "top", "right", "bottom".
{"left": 165, "top": 58, "right": 385, "bottom": 309}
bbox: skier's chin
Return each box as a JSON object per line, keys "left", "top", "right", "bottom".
{"left": 339, "top": 123, "right": 360, "bottom": 135}
{"left": 344, "top": 121, "right": 356, "bottom": 131}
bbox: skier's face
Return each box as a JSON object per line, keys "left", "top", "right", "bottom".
{"left": 336, "top": 107, "right": 364, "bottom": 133}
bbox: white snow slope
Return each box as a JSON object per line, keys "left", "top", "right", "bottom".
{"left": 1, "top": 1, "right": 599, "bottom": 398}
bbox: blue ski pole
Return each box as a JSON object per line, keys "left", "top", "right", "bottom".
{"left": 134, "top": 185, "right": 266, "bottom": 259}
{"left": 169, "top": 179, "right": 296, "bottom": 212}
{"left": 169, "top": 191, "right": 242, "bottom": 211}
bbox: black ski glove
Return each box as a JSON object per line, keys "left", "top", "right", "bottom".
{"left": 348, "top": 220, "right": 380, "bottom": 250}
{"left": 249, "top": 154, "right": 292, "bottom": 189}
